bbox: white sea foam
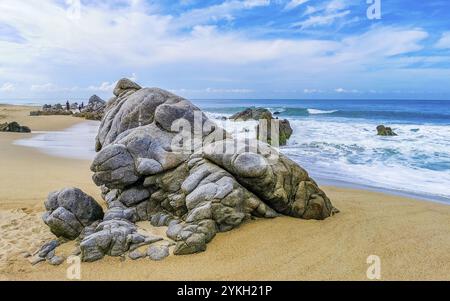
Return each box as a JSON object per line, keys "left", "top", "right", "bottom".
{"left": 283, "top": 119, "right": 450, "bottom": 200}
{"left": 208, "top": 112, "right": 450, "bottom": 202}
{"left": 307, "top": 108, "right": 338, "bottom": 115}
{"left": 14, "top": 121, "right": 100, "bottom": 160}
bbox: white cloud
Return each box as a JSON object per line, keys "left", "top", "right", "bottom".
{"left": 31, "top": 83, "right": 78, "bottom": 92}
{"left": 293, "top": 10, "right": 350, "bottom": 29}
{"left": 436, "top": 32, "right": 450, "bottom": 49}
{"left": 30, "top": 83, "right": 58, "bottom": 92}
{"left": 292, "top": 0, "right": 353, "bottom": 29}
{"left": 0, "top": 82, "right": 15, "bottom": 92}
{"left": 0, "top": 1, "right": 442, "bottom": 99}
{"left": 169, "top": 87, "right": 254, "bottom": 94}
{"left": 88, "top": 74, "right": 138, "bottom": 92}
{"left": 335, "top": 88, "right": 359, "bottom": 93}
{"left": 177, "top": 0, "right": 270, "bottom": 28}
{"left": 303, "top": 88, "right": 322, "bottom": 94}
{"left": 88, "top": 82, "right": 116, "bottom": 92}
{"left": 285, "top": 0, "right": 309, "bottom": 10}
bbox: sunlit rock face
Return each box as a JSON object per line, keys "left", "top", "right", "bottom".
{"left": 43, "top": 78, "right": 338, "bottom": 262}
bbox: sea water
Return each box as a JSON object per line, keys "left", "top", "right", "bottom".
{"left": 193, "top": 99, "right": 450, "bottom": 203}
{"left": 14, "top": 121, "right": 100, "bottom": 160}
{"left": 13, "top": 99, "right": 450, "bottom": 203}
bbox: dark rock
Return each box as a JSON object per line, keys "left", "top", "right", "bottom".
{"left": 0, "top": 121, "right": 31, "bottom": 133}
{"left": 42, "top": 188, "right": 104, "bottom": 240}
{"left": 229, "top": 107, "right": 273, "bottom": 121}
{"left": 377, "top": 125, "right": 398, "bottom": 136}
{"left": 257, "top": 118, "right": 293, "bottom": 146}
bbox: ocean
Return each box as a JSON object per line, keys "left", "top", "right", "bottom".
{"left": 12, "top": 98, "right": 450, "bottom": 203}
{"left": 192, "top": 99, "right": 450, "bottom": 203}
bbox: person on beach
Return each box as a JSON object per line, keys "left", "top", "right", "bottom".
{"left": 66, "top": 101, "right": 70, "bottom": 111}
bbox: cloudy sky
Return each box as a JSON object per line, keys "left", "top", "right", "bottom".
{"left": 0, "top": 0, "right": 450, "bottom": 101}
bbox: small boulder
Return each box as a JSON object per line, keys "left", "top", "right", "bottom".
{"left": 377, "top": 125, "right": 397, "bottom": 136}
{"left": 113, "top": 78, "right": 142, "bottom": 97}
{"left": 0, "top": 121, "right": 31, "bottom": 133}
{"left": 49, "top": 255, "right": 65, "bottom": 266}
{"left": 257, "top": 118, "right": 293, "bottom": 146}
{"left": 43, "top": 188, "right": 104, "bottom": 240}
{"left": 147, "top": 245, "right": 170, "bottom": 261}
{"left": 229, "top": 108, "right": 273, "bottom": 121}
{"left": 128, "top": 250, "right": 145, "bottom": 260}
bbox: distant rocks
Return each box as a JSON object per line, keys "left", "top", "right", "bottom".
{"left": 230, "top": 107, "right": 273, "bottom": 121}
{"left": 74, "top": 95, "right": 106, "bottom": 121}
{"left": 377, "top": 125, "right": 398, "bottom": 136}
{"left": 0, "top": 121, "right": 31, "bottom": 133}
{"left": 30, "top": 95, "right": 106, "bottom": 121}
{"left": 229, "top": 107, "right": 293, "bottom": 146}
{"left": 30, "top": 103, "right": 73, "bottom": 116}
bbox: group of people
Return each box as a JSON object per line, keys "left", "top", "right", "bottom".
{"left": 65, "top": 101, "right": 84, "bottom": 112}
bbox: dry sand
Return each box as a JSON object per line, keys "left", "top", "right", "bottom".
{"left": 1, "top": 104, "right": 449, "bottom": 281}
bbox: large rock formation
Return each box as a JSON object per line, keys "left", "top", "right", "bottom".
{"left": 41, "top": 79, "right": 338, "bottom": 262}
{"left": 0, "top": 121, "right": 31, "bottom": 133}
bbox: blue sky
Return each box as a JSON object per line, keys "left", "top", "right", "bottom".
{"left": 0, "top": 0, "right": 450, "bottom": 101}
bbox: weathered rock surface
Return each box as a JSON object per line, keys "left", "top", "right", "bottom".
{"left": 257, "top": 118, "right": 293, "bottom": 146}
{"left": 229, "top": 107, "right": 293, "bottom": 146}
{"left": 230, "top": 107, "right": 273, "bottom": 121}
{"left": 42, "top": 188, "right": 104, "bottom": 240}
{"left": 0, "top": 121, "right": 31, "bottom": 133}
{"left": 41, "top": 79, "right": 337, "bottom": 263}
{"left": 377, "top": 125, "right": 398, "bottom": 136}
{"left": 147, "top": 245, "right": 169, "bottom": 261}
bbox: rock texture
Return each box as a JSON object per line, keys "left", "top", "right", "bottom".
{"left": 377, "top": 125, "right": 397, "bottom": 136}
{"left": 230, "top": 108, "right": 273, "bottom": 121}
{"left": 229, "top": 107, "right": 293, "bottom": 146}
{"left": 0, "top": 121, "right": 31, "bottom": 133}
{"left": 41, "top": 79, "right": 337, "bottom": 262}
{"left": 257, "top": 118, "right": 293, "bottom": 146}
{"left": 42, "top": 188, "right": 104, "bottom": 240}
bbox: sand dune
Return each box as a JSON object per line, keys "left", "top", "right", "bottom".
{"left": 1, "top": 105, "right": 449, "bottom": 280}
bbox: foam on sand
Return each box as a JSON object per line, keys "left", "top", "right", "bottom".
{"left": 14, "top": 121, "right": 100, "bottom": 161}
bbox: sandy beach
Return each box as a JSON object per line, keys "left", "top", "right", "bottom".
{"left": 1, "top": 104, "right": 449, "bottom": 281}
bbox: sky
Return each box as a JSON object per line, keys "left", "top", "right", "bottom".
{"left": 0, "top": 0, "right": 450, "bottom": 102}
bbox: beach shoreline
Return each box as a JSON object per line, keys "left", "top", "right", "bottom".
{"left": 1, "top": 104, "right": 449, "bottom": 281}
